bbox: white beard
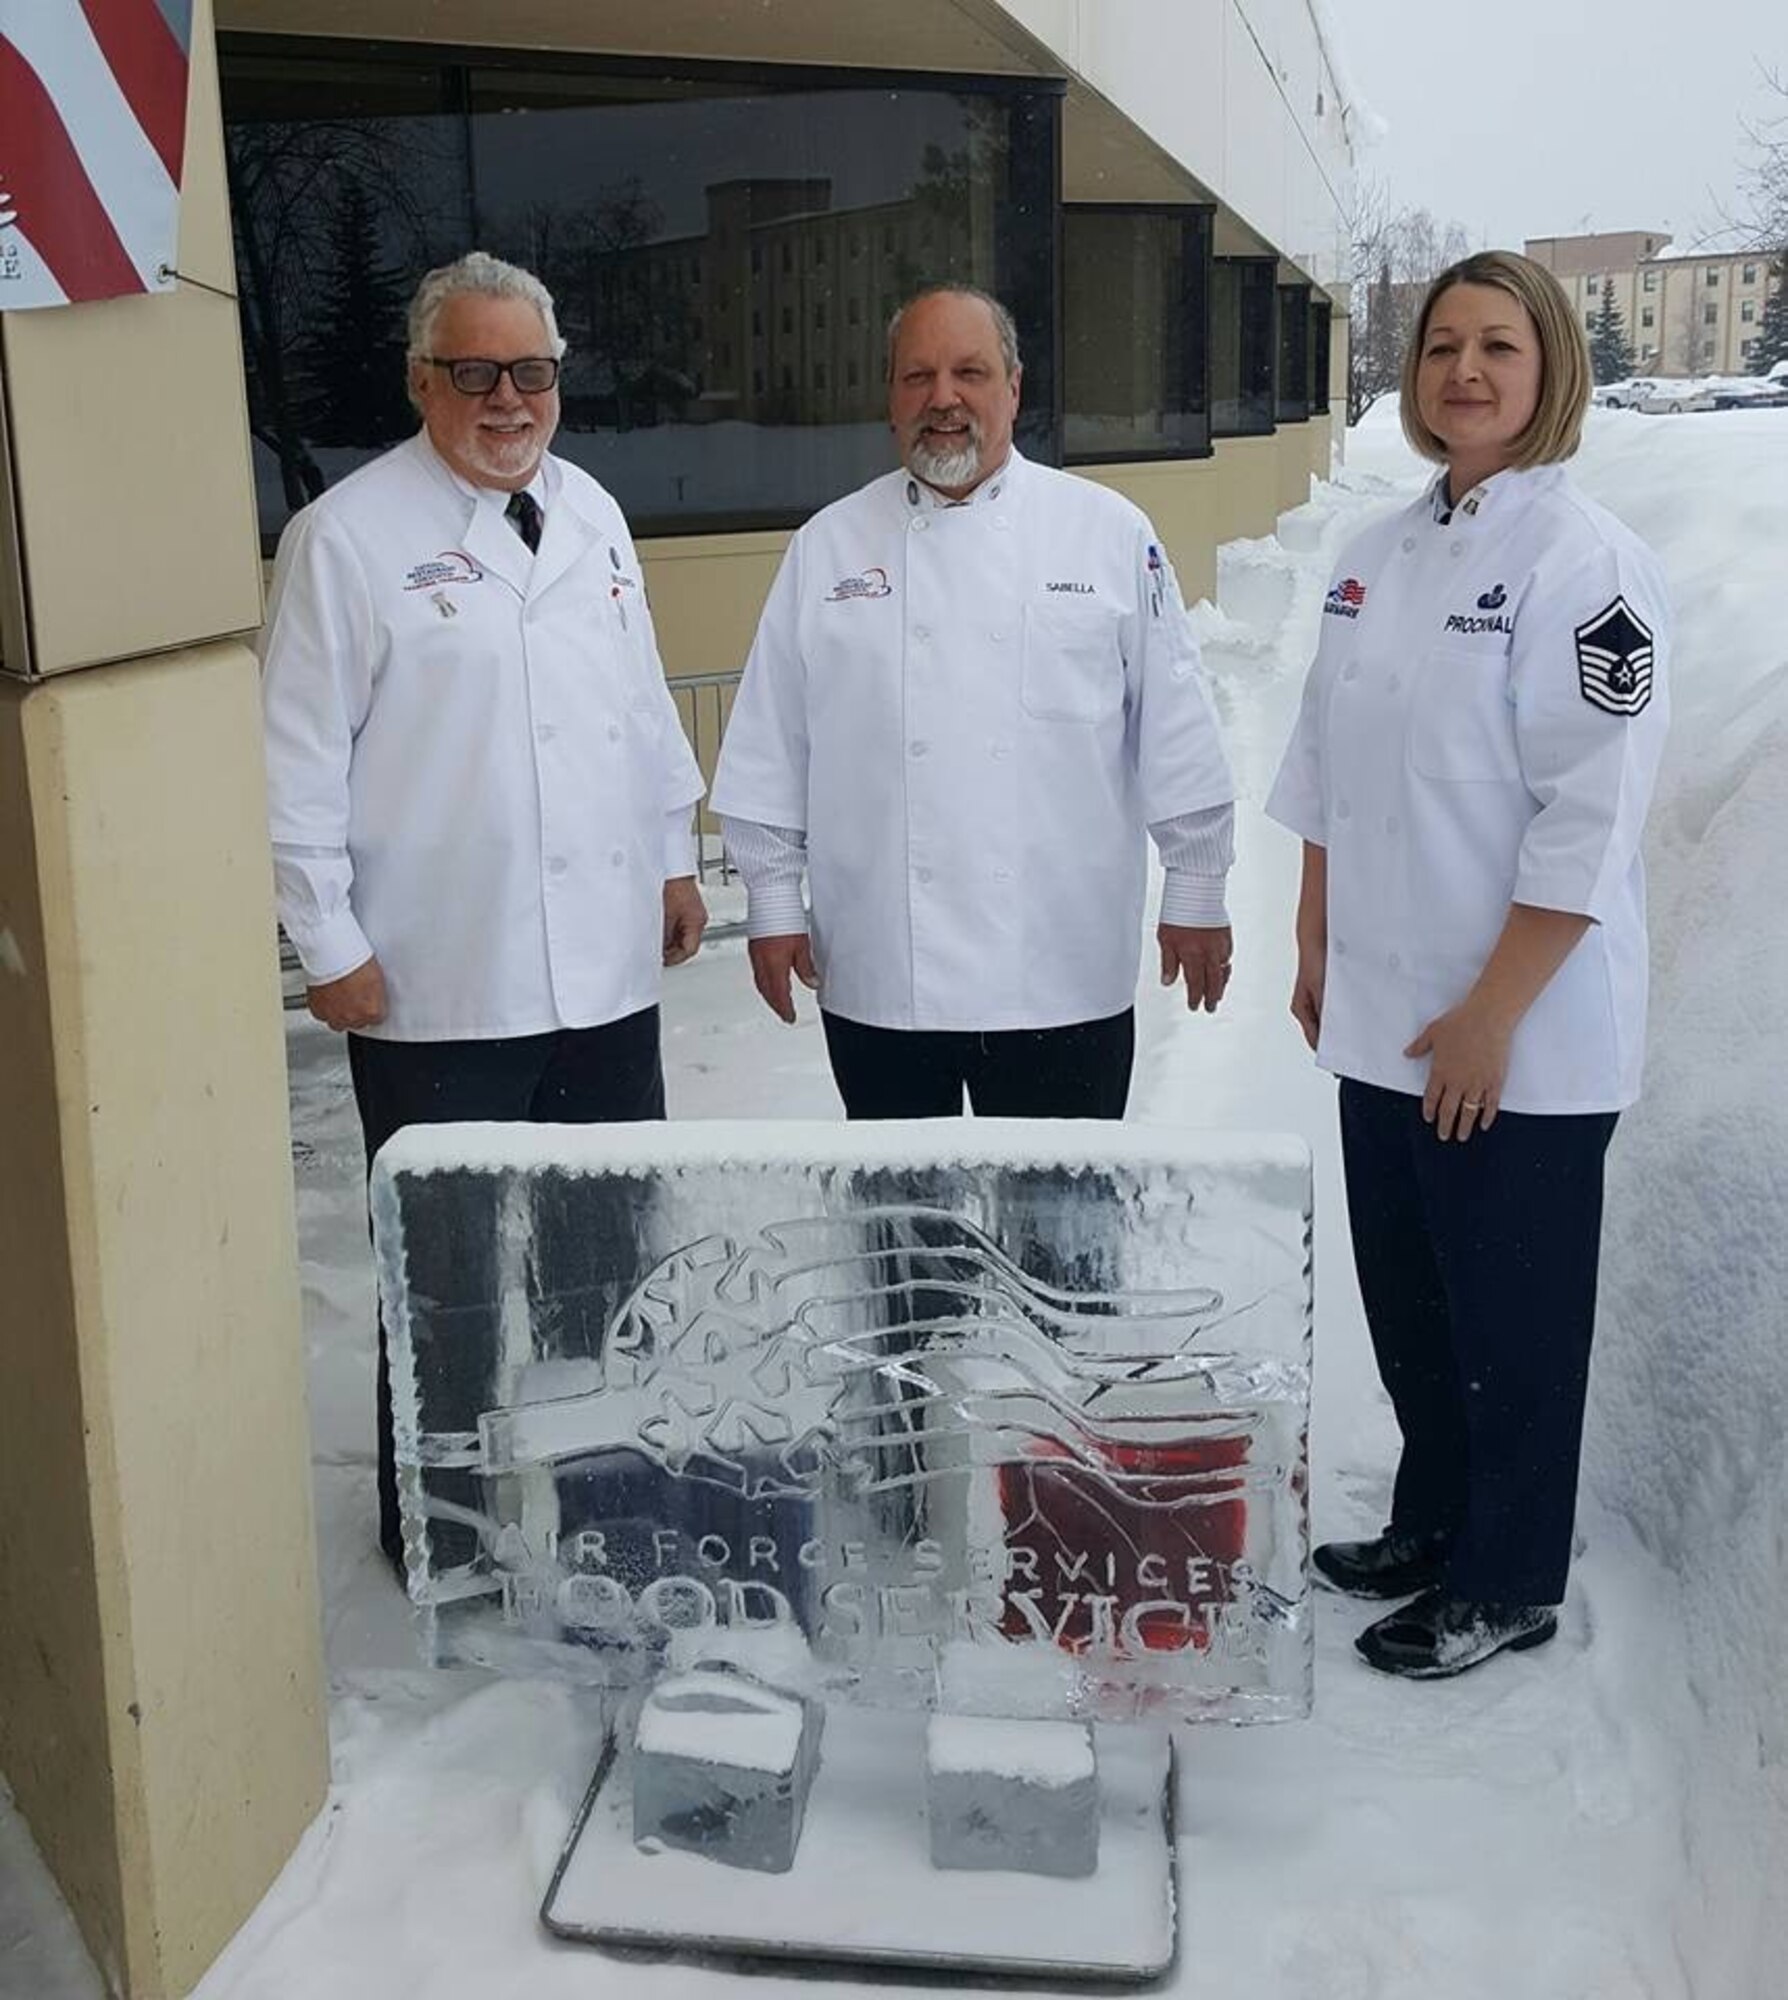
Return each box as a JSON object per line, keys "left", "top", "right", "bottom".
{"left": 907, "top": 428, "right": 983, "bottom": 491}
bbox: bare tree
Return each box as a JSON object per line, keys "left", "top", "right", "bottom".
{"left": 1345, "top": 179, "right": 1473, "bottom": 423}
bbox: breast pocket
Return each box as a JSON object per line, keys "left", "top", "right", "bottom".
{"left": 1021, "top": 602, "right": 1125, "bottom": 724}
{"left": 1408, "top": 645, "right": 1522, "bottom": 783}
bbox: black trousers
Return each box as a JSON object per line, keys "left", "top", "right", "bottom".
{"left": 821, "top": 1007, "right": 1135, "bottom": 1120}
{"left": 1338, "top": 1077, "right": 1618, "bottom": 1606}
{"left": 348, "top": 1007, "right": 665, "bottom": 1559}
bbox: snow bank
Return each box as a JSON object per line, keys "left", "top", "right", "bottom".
{"left": 1569, "top": 408, "right": 1788, "bottom": 1990}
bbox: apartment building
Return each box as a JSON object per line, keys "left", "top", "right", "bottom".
{"left": 1528, "top": 230, "right": 1782, "bottom": 376}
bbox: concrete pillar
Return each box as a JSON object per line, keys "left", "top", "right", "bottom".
{"left": 0, "top": 4, "right": 329, "bottom": 1994}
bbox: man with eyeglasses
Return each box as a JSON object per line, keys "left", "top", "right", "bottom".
{"left": 260, "top": 250, "right": 706, "bottom": 1575}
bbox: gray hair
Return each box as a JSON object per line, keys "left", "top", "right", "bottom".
{"left": 405, "top": 252, "right": 566, "bottom": 402}
{"left": 885, "top": 284, "right": 1021, "bottom": 382}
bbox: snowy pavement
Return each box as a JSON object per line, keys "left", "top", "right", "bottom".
{"left": 5, "top": 401, "right": 1784, "bottom": 1999}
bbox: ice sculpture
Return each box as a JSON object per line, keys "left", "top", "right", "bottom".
{"left": 371, "top": 1120, "right": 1313, "bottom": 1729}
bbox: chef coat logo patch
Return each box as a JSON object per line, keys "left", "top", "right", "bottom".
{"left": 825, "top": 566, "right": 892, "bottom": 602}
{"left": 1477, "top": 583, "right": 1507, "bottom": 610}
{"left": 404, "top": 550, "right": 484, "bottom": 591}
{"left": 1324, "top": 578, "right": 1367, "bottom": 619}
{"left": 1575, "top": 597, "right": 1655, "bottom": 716}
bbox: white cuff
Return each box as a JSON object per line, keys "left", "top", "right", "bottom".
{"left": 745, "top": 880, "right": 810, "bottom": 939}
{"left": 288, "top": 908, "right": 375, "bottom": 986}
{"left": 1159, "top": 871, "right": 1230, "bottom": 928}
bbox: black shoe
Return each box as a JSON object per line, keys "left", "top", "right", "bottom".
{"left": 1312, "top": 1529, "right": 1449, "bottom": 1600}
{"left": 1355, "top": 1590, "right": 1558, "bottom": 1679}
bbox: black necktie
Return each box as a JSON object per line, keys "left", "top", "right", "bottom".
{"left": 505, "top": 489, "right": 542, "bottom": 553}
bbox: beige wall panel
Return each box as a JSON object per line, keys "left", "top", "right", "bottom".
{"left": 1209, "top": 433, "right": 1281, "bottom": 542}
{"left": 0, "top": 693, "right": 128, "bottom": 1992}
{"left": 1276, "top": 424, "right": 1315, "bottom": 515}
{"left": 0, "top": 2, "right": 261, "bottom": 678}
{"left": 1305, "top": 413, "right": 1333, "bottom": 487}
{"left": 218, "top": 0, "right": 1041, "bottom": 72}
{"left": 637, "top": 529, "right": 790, "bottom": 681}
{"left": 2, "top": 646, "right": 328, "bottom": 1997}
{"left": 1069, "top": 459, "right": 1220, "bottom": 605}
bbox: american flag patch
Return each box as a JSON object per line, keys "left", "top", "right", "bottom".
{"left": 1324, "top": 577, "right": 1368, "bottom": 619}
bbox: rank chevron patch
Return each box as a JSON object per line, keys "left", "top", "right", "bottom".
{"left": 1575, "top": 597, "right": 1655, "bottom": 717}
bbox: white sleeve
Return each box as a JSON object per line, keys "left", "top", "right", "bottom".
{"left": 259, "top": 510, "right": 377, "bottom": 982}
{"left": 1510, "top": 539, "right": 1671, "bottom": 923}
{"left": 1151, "top": 802, "right": 1236, "bottom": 926}
{"left": 720, "top": 817, "right": 809, "bottom": 937}
{"left": 624, "top": 526, "right": 706, "bottom": 818}
{"left": 1123, "top": 518, "right": 1235, "bottom": 824}
{"left": 709, "top": 538, "right": 811, "bottom": 828}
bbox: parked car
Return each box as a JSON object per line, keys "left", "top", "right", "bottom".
{"left": 1706, "top": 377, "right": 1788, "bottom": 409}
{"left": 1595, "top": 378, "right": 1658, "bottom": 410}
{"left": 1635, "top": 380, "right": 1717, "bottom": 414}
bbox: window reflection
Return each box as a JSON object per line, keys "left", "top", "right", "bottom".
{"left": 1062, "top": 207, "right": 1211, "bottom": 462}
{"left": 1210, "top": 258, "right": 1275, "bottom": 437}
{"left": 1275, "top": 282, "right": 1311, "bottom": 424}
{"left": 220, "top": 43, "right": 1060, "bottom": 543}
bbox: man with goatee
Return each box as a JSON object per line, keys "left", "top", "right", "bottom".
{"left": 713, "top": 284, "right": 1235, "bottom": 1119}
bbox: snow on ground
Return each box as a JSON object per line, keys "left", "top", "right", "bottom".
{"left": 3, "top": 400, "right": 1784, "bottom": 1999}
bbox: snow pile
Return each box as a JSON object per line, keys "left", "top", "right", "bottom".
{"left": 1568, "top": 407, "right": 1788, "bottom": 1988}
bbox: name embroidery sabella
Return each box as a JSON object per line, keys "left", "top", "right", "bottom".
{"left": 1045, "top": 581, "right": 1096, "bottom": 594}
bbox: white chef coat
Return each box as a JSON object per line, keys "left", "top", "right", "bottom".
{"left": 709, "top": 451, "right": 1235, "bottom": 1032}
{"left": 1266, "top": 463, "right": 1671, "bottom": 1113}
{"left": 261, "top": 433, "right": 704, "bottom": 1042}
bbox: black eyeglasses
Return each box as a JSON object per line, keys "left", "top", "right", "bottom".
{"left": 425, "top": 355, "right": 561, "bottom": 395}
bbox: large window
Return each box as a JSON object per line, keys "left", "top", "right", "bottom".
{"left": 1209, "top": 258, "right": 1275, "bottom": 437}
{"left": 1275, "top": 282, "right": 1311, "bottom": 424}
{"left": 1062, "top": 205, "right": 1211, "bottom": 462}
{"left": 220, "top": 40, "right": 1061, "bottom": 542}
{"left": 1310, "top": 298, "right": 1332, "bottom": 416}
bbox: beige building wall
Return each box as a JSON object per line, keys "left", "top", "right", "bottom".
{"left": 0, "top": 4, "right": 329, "bottom": 1995}
{"left": 0, "top": 656, "right": 329, "bottom": 2000}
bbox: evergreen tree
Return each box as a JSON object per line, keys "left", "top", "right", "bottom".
{"left": 296, "top": 178, "right": 415, "bottom": 447}
{"left": 1588, "top": 277, "right": 1635, "bottom": 386}
{"left": 1751, "top": 251, "right": 1788, "bottom": 373}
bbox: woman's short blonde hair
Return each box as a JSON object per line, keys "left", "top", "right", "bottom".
{"left": 1399, "top": 249, "right": 1591, "bottom": 469}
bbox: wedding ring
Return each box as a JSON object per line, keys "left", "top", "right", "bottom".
{"left": 1461, "top": 1099, "right": 1483, "bottom": 1110}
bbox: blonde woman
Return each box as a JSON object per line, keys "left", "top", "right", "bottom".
{"left": 1267, "top": 251, "right": 1670, "bottom": 1678}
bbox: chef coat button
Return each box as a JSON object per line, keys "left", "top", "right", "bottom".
{"left": 1388, "top": 951, "right": 1402, "bottom": 971}
{"left": 1333, "top": 938, "right": 1348, "bottom": 958}
{"left": 1401, "top": 537, "right": 1416, "bottom": 554}
{"left": 547, "top": 856, "right": 568, "bottom": 877}
{"left": 1451, "top": 541, "right": 1465, "bottom": 556}
{"left": 1341, "top": 661, "right": 1359, "bottom": 681}
{"left": 993, "top": 516, "right": 1010, "bottom": 531}
{"left": 611, "top": 849, "right": 626, "bottom": 868}
{"left": 992, "top": 866, "right": 1013, "bottom": 883}
{"left": 1387, "top": 674, "right": 1402, "bottom": 693}
{"left": 1385, "top": 814, "right": 1401, "bottom": 836}
{"left": 1336, "top": 800, "right": 1351, "bottom": 821}
{"left": 990, "top": 742, "right": 1010, "bottom": 760}
{"left": 536, "top": 722, "right": 557, "bottom": 744}
{"left": 607, "top": 724, "right": 622, "bottom": 743}
{"left": 913, "top": 625, "right": 930, "bottom": 642}
{"left": 990, "top": 629, "right": 1005, "bottom": 643}
{"left": 916, "top": 866, "right": 934, "bottom": 885}
{"left": 909, "top": 740, "right": 929, "bottom": 758}
{"left": 911, "top": 517, "right": 929, "bottom": 534}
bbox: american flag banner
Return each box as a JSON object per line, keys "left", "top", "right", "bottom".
{"left": 0, "top": 0, "right": 193, "bottom": 310}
